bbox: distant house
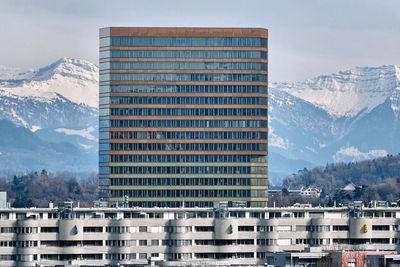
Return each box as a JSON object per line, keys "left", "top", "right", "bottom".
{"left": 300, "top": 187, "right": 321, "bottom": 198}
{"left": 342, "top": 183, "right": 356, "bottom": 192}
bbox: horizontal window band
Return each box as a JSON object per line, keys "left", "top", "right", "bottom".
{"left": 103, "top": 46, "right": 268, "bottom": 51}
{"left": 109, "top": 108, "right": 267, "bottom": 117}
{"left": 109, "top": 174, "right": 266, "bottom": 179}
{"left": 109, "top": 81, "right": 268, "bottom": 86}
{"left": 109, "top": 116, "right": 267, "bottom": 120}
{"left": 106, "top": 69, "right": 267, "bottom": 74}
{"left": 103, "top": 85, "right": 268, "bottom": 94}
{"left": 109, "top": 139, "right": 267, "bottom": 144}
{"left": 109, "top": 150, "right": 267, "bottom": 155}
{"left": 100, "top": 58, "right": 268, "bottom": 64}
{"left": 107, "top": 36, "right": 267, "bottom": 47}
{"left": 108, "top": 197, "right": 267, "bottom": 201}
{"left": 109, "top": 127, "right": 268, "bottom": 132}
{"left": 109, "top": 92, "right": 267, "bottom": 97}
{"left": 105, "top": 155, "right": 267, "bottom": 165}
{"left": 109, "top": 186, "right": 266, "bottom": 190}
{"left": 110, "top": 104, "right": 267, "bottom": 109}
{"left": 103, "top": 73, "right": 267, "bottom": 83}
{"left": 109, "top": 162, "right": 267, "bottom": 167}
{"left": 103, "top": 58, "right": 268, "bottom": 63}
{"left": 102, "top": 62, "right": 267, "bottom": 72}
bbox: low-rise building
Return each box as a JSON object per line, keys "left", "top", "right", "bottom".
{"left": 299, "top": 187, "right": 321, "bottom": 198}
{"left": 0, "top": 202, "right": 398, "bottom": 267}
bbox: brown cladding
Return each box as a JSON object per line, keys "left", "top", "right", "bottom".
{"left": 107, "top": 27, "right": 268, "bottom": 38}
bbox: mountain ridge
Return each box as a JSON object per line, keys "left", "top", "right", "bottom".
{"left": 275, "top": 64, "right": 400, "bottom": 118}
{"left": 0, "top": 58, "right": 399, "bottom": 181}
{"left": 0, "top": 58, "right": 99, "bottom": 172}
{"left": 0, "top": 57, "right": 98, "bottom": 108}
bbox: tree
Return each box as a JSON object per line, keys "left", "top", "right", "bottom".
{"left": 13, "top": 195, "right": 33, "bottom": 208}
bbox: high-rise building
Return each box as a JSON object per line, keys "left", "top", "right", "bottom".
{"left": 99, "top": 27, "right": 268, "bottom": 207}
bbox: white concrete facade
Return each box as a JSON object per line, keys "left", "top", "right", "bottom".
{"left": 0, "top": 204, "right": 399, "bottom": 266}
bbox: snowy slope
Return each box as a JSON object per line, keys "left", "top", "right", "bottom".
{"left": 270, "top": 65, "right": 400, "bottom": 181}
{"left": 0, "top": 58, "right": 98, "bottom": 108}
{"left": 277, "top": 65, "right": 400, "bottom": 118}
{"left": 0, "top": 58, "right": 98, "bottom": 132}
{"left": 0, "top": 58, "right": 99, "bottom": 172}
{"left": 1, "top": 59, "right": 399, "bottom": 178}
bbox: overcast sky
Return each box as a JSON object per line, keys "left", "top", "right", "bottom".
{"left": 0, "top": 0, "right": 399, "bottom": 82}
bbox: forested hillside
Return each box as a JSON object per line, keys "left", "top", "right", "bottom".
{"left": 283, "top": 154, "right": 400, "bottom": 204}
{"left": 0, "top": 170, "right": 98, "bottom": 208}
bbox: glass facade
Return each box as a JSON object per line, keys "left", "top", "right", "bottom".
{"left": 99, "top": 27, "right": 268, "bottom": 207}
{"left": 103, "top": 36, "right": 267, "bottom": 47}
{"left": 101, "top": 61, "right": 267, "bottom": 70}
{"left": 100, "top": 50, "right": 267, "bottom": 59}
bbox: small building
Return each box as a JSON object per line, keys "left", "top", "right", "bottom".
{"left": 300, "top": 187, "right": 321, "bottom": 198}
{"left": 274, "top": 247, "right": 330, "bottom": 267}
{"left": 342, "top": 183, "right": 356, "bottom": 192}
{"left": 331, "top": 251, "right": 399, "bottom": 267}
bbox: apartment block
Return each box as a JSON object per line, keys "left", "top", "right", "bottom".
{"left": 0, "top": 203, "right": 399, "bottom": 266}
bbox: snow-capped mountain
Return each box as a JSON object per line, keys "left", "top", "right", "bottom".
{"left": 0, "top": 57, "right": 98, "bottom": 108}
{"left": 270, "top": 65, "right": 400, "bottom": 180}
{"left": 0, "top": 58, "right": 399, "bottom": 180}
{"left": 277, "top": 65, "right": 400, "bottom": 118}
{"left": 0, "top": 58, "right": 98, "bottom": 172}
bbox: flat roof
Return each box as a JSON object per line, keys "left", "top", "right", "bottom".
{"left": 1, "top": 206, "right": 399, "bottom": 213}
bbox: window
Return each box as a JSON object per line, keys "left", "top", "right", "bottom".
{"left": 238, "top": 226, "right": 254, "bottom": 232}
{"left": 372, "top": 225, "right": 390, "bottom": 231}
{"left": 40, "top": 227, "right": 58, "bottom": 233}
{"left": 83, "top": 227, "right": 102, "bottom": 232}
{"left": 276, "top": 239, "right": 291, "bottom": 246}
{"left": 309, "top": 212, "right": 324, "bottom": 218}
{"left": 139, "top": 226, "right": 147, "bottom": 232}
{"left": 348, "top": 259, "right": 356, "bottom": 267}
{"left": 257, "top": 225, "right": 274, "bottom": 232}
{"left": 105, "top": 226, "right": 128, "bottom": 233}
{"left": 194, "top": 226, "right": 214, "bottom": 232}
{"left": 333, "top": 225, "right": 349, "bottom": 231}
{"left": 276, "top": 225, "right": 291, "bottom": 232}
{"left": 139, "top": 253, "right": 147, "bottom": 259}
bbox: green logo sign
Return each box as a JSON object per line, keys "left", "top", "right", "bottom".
{"left": 228, "top": 224, "right": 233, "bottom": 234}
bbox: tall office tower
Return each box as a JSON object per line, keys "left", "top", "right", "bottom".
{"left": 99, "top": 28, "right": 268, "bottom": 208}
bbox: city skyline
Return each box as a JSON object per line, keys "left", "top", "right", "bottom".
{"left": 0, "top": 0, "right": 399, "bottom": 82}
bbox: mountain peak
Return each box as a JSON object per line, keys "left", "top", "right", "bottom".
{"left": 276, "top": 64, "right": 400, "bottom": 118}
{"left": 33, "top": 57, "right": 98, "bottom": 82}
{"left": 0, "top": 58, "right": 99, "bottom": 108}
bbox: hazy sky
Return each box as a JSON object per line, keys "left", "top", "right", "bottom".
{"left": 0, "top": 0, "right": 399, "bottom": 82}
